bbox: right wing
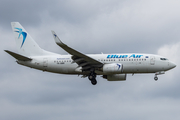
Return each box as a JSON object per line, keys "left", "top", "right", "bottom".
{"left": 51, "top": 31, "right": 103, "bottom": 71}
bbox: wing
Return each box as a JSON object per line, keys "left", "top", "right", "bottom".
{"left": 51, "top": 31, "right": 103, "bottom": 71}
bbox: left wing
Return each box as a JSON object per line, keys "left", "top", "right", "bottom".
{"left": 51, "top": 31, "right": 103, "bottom": 71}
{"left": 5, "top": 50, "right": 32, "bottom": 61}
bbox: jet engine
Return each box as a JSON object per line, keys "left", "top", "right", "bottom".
{"left": 103, "top": 63, "right": 123, "bottom": 74}
{"left": 103, "top": 74, "right": 127, "bottom": 81}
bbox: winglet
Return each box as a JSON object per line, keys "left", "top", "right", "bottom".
{"left": 51, "top": 31, "right": 64, "bottom": 45}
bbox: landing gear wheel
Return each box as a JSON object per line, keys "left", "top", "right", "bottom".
{"left": 88, "top": 71, "right": 97, "bottom": 85}
{"left": 91, "top": 79, "right": 97, "bottom": 85}
{"left": 154, "top": 77, "right": 158, "bottom": 81}
{"left": 88, "top": 75, "right": 93, "bottom": 80}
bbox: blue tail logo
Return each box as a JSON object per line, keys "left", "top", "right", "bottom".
{"left": 15, "top": 28, "right": 27, "bottom": 48}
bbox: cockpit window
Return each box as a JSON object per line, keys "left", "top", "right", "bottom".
{"left": 160, "top": 58, "right": 168, "bottom": 60}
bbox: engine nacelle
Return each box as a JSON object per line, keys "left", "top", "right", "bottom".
{"left": 103, "top": 74, "right": 126, "bottom": 81}
{"left": 103, "top": 63, "right": 123, "bottom": 74}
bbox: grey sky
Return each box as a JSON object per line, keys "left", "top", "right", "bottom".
{"left": 1, "top": 0, "right": 180, "bottom": 120}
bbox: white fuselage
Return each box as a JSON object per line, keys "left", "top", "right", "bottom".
{"left": 6, "top": 22, "right": 176, "bottom": 85}
{"left": 17, "top": 53, "right": 176, "bottom": 75}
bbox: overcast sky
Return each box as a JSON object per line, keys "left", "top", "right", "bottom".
{"left": 1, "top": 0, "right": 180, "bottom": 120}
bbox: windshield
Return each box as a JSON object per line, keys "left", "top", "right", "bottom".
{"left": 160, "top": 58, "right": 168, "bottom": 60}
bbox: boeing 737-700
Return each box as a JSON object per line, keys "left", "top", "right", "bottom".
{"left": 5, "top": 22, "right": 176, "bottom": 85}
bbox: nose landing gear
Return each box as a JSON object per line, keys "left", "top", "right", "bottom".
{"left": 154, "top": 71, "right": 165, "bottom": 81}
{"left": 154, "top": 75, "right": 158, "bottom": 81}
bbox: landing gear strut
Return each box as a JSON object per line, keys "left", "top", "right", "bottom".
{"left": 88, "top": 71, "right": 97, "bottom": 85}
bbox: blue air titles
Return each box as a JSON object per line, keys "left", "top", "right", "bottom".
{"left": 129, "top": 54, "right": 143, "bottom": 58}
{"left": 107, "top": 54, "right": 143, "bottom": 58}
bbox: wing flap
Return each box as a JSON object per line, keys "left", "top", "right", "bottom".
{"left": 5, "top": 50, "right": 32, "bottom": 61}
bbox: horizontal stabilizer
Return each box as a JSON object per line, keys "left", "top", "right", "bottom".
{"left": 4, "top": 50, "right": 32, "bottom": 61}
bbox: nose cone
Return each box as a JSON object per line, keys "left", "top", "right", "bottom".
{"left": 169, "top": 62, "right": 176, "bottom": 69}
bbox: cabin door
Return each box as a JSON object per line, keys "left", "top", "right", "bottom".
{"left": 150, "top": 56, "right": 155, "bottom": 65}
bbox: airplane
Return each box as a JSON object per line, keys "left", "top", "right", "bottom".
{"left": 5, "top": 22, "right": 176, "bottom": 85}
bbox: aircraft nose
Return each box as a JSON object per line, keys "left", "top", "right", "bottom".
{"left": 169, "top": 62, "right": 176, "bottom": 69}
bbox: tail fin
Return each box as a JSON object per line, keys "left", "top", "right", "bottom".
{"left": 11, "top": 22, "right": 45, "bottom": 56}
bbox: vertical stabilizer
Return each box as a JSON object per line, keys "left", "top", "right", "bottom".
{"left": 11, "top": 22, "right": 45, "bottom": 56}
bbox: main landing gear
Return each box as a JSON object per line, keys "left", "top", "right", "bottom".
{"left": 88, "top": 71, "right": 97, "bottom": 85}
